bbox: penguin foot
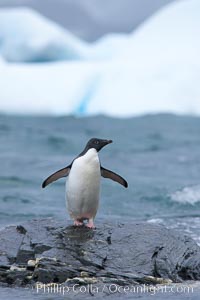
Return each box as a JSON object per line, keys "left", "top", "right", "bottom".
{"left": 85, "top": 219, "right": 95, "bottom": 229}
{"left": 74, "top": 220, "right": 83, "bottom": 226}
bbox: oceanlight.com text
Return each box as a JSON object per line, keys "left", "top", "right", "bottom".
{"left": 35, "top": 283, "right": 194, "bottom": 296}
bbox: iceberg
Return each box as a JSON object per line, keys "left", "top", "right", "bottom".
{"left": 87, "top": 0, "right": 200, "bottom": 116}
{"left": 0, "top": 7, "right": 89, "bottom": 62}
{"left": 0, "top": 0, "right": 199, "bottom": 117}
{"left": 0, "top": 55, "right": 5, "bottom": 64}
{"left": 0, "top": 61, "right": 105, "bottom": 115}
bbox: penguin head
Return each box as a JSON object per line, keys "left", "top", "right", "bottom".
{"left": 86, "top": 138, "right": 113, "bottom": 152}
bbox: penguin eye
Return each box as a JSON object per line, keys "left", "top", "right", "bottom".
{"left": 94, "top": 140, "right": 100, "bottom": 144}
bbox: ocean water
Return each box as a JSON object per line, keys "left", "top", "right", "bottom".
{"left": 1, "top": 113, "right": 200, "bottom": 299}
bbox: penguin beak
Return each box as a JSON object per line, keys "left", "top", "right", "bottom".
{"left": 93, "top": 139, "right": 113, "bottom": 152}
{"left": 99, "top": 139, "right": 112, "bottom": 151}
{"left": 105, "top": 139, "right": 113, "bottom": 145}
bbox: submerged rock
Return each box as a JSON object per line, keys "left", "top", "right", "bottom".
{"left": 0, "top": 218, "right": 200, "bottom": 287}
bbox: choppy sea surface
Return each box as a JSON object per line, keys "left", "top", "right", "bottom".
{"left": 1, "top": 113, "right": 200, "bottom": 299}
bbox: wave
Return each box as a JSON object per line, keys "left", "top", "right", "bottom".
{"left": 170, "top": 185, "right": 200, "bottom": 205}
{"left": 0, "top": 176, "right": 33, "bottom": 185}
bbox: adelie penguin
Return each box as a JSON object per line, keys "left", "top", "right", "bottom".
{"left": 42, "top": 138, "right": 128, "bottom": 228}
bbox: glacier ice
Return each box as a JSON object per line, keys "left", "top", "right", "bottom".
{"left": 0, "top": 7, "right": 89, "bottom": 62}
{"left": 0, "top": 0, "right": 199, "bottom": 117}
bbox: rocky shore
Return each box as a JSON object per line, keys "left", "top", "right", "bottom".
{"left": 0, "top": 218, "right": 200, "bottom": 288}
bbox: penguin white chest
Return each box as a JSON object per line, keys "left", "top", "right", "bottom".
{"left": 66, "top": 148, "right": 101, "bottom": 220}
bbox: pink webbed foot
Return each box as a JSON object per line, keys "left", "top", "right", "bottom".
{"left": 74, "top": 220, "right": 83, "bottom": 226}
{"left": 85, "top": 219, "right": 95, "bottom": 229}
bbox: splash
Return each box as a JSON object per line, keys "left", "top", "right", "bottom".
{"left": 171, "top": 185, "right": 200, "bottom": 205}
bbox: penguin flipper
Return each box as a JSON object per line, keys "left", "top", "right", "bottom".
{"left": 101, "top": 166, "right": 128, "bottom": 188}
{"left": 42, "top": 165, "right": 71, "bottom": 188}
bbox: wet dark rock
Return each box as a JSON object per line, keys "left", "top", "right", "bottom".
{"left": 0, "top": 218, "right": 200, "bottom": 287}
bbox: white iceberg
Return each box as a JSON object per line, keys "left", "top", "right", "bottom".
{"left": 0, "top": 0, "right": 199, "bottom": 117}
{"left": 87, "top": 0, "right": 200, "bottom": 116}
{"left": 0, "top": 7, "right": 89, "bottom": 62}
{"left": 0, "top": 61, "right": 105, "bottom": 115}
{"left": 0, "top": 55, "right": 5, "bottom": 64}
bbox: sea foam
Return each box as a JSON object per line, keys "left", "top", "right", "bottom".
{"left": 171, "top": 185, "right": 200, "bottom": 205}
